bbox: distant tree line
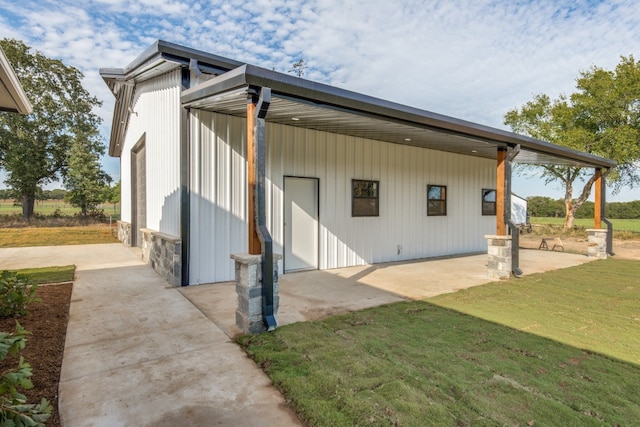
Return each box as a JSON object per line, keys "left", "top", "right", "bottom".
{"left": 0, "top": 184, "right": 119, "bottom": 206}
{"left": 527, "top": 196, "right": 640, "bottom": 219}
{"left": 0, "top": 188, "right": 65, "bottom": 200}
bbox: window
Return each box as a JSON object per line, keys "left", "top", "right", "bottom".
{"left": 427, "top": 185, "right": 446, "bottom": 216}
{"left": 482, "top": 189, "right": 496, "bottom": 215}
{"left": 352, "top": 179, "right": 379, "bottom": 217}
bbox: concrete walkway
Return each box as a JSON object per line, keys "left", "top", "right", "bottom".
{"left": 0, "top": 244, "right": 301, "bottom": 427}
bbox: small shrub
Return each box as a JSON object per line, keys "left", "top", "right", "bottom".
{"left": 0, "top": 322, "right": 52, "bottom": 426}
{"left": 0, "top": 272, "right": 40, "bottom": 318}
{"left": 87, "top": 209, "right": 107, "bottom": 222}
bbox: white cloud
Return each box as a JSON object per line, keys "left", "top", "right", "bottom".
{"left": 1, "top": 0, "right": 640, "bottom": 200}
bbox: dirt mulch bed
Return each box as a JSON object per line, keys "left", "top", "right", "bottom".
{"left": 0, "top": 283, "right": 72, "bottom": 427}
{"left": 518, "top": 233, "right": 640, "bottom": 260}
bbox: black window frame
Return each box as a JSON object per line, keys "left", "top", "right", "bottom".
{"left": 352, "top": 179, "right": 380, "bottom": 217}
{"left": 427, "top": 184, "right": 447, "bottom": 216}
{"left": 482, "top": 189, "right": 497, "bottom": 216}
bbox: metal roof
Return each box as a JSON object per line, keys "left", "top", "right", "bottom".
{"left": 182, "top": 64, "right": 616, "bottom": 169}
{"left": 102, "top": 40, "right": 616, "bottom": 169}
{"left": 0, "top": 46, "right": 32, "bottom": 114}
{"left": 100, "top": 40, "right": 242, "bottom": 156}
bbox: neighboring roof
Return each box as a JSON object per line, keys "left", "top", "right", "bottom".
{"left": 103, "top": 40, "right": 616, "bottom": 170}
{"left": 0, "top": 46, "right": 32, "bottom": 114}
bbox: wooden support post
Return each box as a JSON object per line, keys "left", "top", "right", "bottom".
{"left": 496, "top": 149, "right": 507, "bottom": 235}
{"left": 594, "top": 168, "right": 602, "bottom": 230}
{"left": 247, "top": 99, "right": 261, "bottom": 255}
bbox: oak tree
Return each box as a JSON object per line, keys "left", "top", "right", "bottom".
{"left": 0, "top": 39, "right": 104, "bottom": 220}
{"left": 505, "top": 55, "right": 640, "bottom": 228}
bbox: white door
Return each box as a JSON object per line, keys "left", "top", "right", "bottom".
{"left": 284, "top": 177, "right": 319, "bottom": 272}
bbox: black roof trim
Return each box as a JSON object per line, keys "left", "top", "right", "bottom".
{"left": 100, "top": 40, "right": 244, "bottom": 156}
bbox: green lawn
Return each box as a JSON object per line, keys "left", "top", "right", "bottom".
{"left": 239, "top": 259, "right": 640, "bottom": 426}
{"left": 8, "top": 265, "right": 75, "bottom": 284}
{"left": 0, "top": 226, "right": 118, "bottom": 247}
{"left": 531, "top": 216, "right": 640, "bottom": 233}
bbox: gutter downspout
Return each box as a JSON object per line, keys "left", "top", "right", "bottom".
{"left": 253, "top": 87, "right": 277, "bottom": 331}
{"left": 189, "top": 58, "right": 203, "bottom": 77}
{"left": 505, "top": 145, "right": 523, "bottom": 277}
{"left": 600, "top": 168, "right": 615, "bottom": 256}
{"left": 180, "top": 68, "right": 191, "bottom": 286}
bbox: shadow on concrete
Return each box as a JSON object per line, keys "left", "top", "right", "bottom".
{"left": 181, "top": 249, "right": 596, "bottom": 339}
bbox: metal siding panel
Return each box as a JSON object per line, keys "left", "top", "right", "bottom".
{"left": 122, "top": 70, "right": 182, "bottom": 237}
{"left": 323, "top": 133, "right": 336, "bottom": 269}
{"left": 120, "top": 153, "right": 131, "bottom": 223}
{"left": 188, "top": 111, "right": 200, "bottom": 282}
{"left": 190, "top": 112, "right": 249, "bottom": 284}
{"left": 266, "top": 123, "right": 283, "bottom": 259}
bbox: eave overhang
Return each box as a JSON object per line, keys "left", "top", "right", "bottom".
{"left": 100, "top": 40, "right": 243, "bottom": 156}
{"left": 182, "top": 64, "right": 616, "bottom": 170}
{"left": 0, "top": 46, "right": 32, "bottom": 115}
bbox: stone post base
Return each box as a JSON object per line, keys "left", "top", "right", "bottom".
{"left": 231, "top": 253, "right": 281, "bottom": 334}
{"left": 117, "top": 221, "right": 131, "bottom": 247}
{"left": 485, "top": 235, "right": 512, "bottom": 279}
{"left": 587, "top": 229, "right": 608, "bottom": 259}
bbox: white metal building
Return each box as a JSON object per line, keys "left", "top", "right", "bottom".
{"left": 101, "top": 41, "right": 615, "bottom": 286}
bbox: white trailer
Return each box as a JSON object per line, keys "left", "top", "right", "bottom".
{"left": 511, "top": 193, "right": 531, "bottom": 233}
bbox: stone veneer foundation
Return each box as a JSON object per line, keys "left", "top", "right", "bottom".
{"left": 140, "top": 229, "right": 182, "bottom": 287}
{"left": 116, "top": 222, "right": 181, "bottom": 287}
{"left": 117, "top": 221, "right": 132, "bottom": 247}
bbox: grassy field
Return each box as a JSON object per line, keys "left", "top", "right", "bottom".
{"left": 239, "top": 259, "right": 640, "bottom": 426}
{"left": 0, "top": 226, "right": 118, "bottom": 247}
{"left": 7, "top": 265, "right": 76, "bottom": 284}
{"left": 531, "top": 217, "right": 640, "bottom": 233}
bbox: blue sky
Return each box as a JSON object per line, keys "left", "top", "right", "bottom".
{"left": 1, "top": 0, "right": 640, "bottom": 201}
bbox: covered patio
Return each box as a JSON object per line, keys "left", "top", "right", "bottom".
{"left": 181, "top": 62, "right": 616, "bottom": 333}
{"left": 180, "top": 249, "right": 595, "bottom": 338}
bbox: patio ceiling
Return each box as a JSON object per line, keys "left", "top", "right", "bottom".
{"left": 183, "top": 64, "right": 616, "bottom": 169}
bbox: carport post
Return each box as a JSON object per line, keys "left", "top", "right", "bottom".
{"left": 488, "top": 146, "right": 522, "bottom": 279}
{"left": 496, "top": 149, "right": 507, "bottom": 236}
{"left": 232, "top": 87, "right": 277, "bottom": 334}
{"left": 247, "top": 96, "right": 262, "bottom": 255}
{"left": 594, "top": 169, "right": 602, "bottom": 229}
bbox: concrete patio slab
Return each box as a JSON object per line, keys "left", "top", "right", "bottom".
{"left": 181, "top": 249, "right": 596, "bottom": 338}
